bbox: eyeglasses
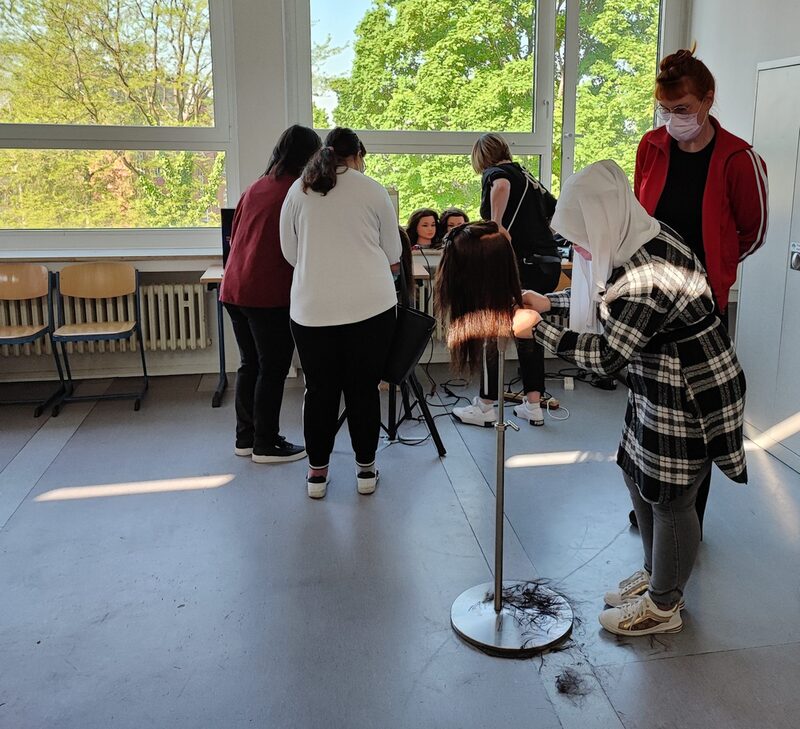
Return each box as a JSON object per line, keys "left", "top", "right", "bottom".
{"left": 656, "top": 102, "right": 702, "bottom": 117}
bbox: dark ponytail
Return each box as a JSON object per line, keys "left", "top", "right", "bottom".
{"left": 302, "top": 127, "right": 366, "bottom": 195}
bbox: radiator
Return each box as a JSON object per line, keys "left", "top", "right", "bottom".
{"left": 0, "top": 284, "right": 210, "bottom": 357}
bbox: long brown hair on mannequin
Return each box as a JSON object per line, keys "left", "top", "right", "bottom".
{"left": 435, "top": 220, "right": 523, "bottom": 375}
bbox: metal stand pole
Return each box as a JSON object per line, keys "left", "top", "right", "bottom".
{"left": 451, "top": 336, "right": 573, "bottom": 657}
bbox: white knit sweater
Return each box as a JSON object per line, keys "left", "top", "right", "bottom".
{"left": 280, "top": 169, "right": 401, "bottom": 327}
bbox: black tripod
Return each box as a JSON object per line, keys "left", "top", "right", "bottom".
{"left": 336, "top": 373, "right": 446, "bottom": 457}
{"left": 336, "top": 266, "right": 446, "bottom": 457}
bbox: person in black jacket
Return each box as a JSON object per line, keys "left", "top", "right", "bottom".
{"left": 452, "top": 133, "right": 561, "bottom": 428}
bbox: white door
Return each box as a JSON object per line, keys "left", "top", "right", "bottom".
{"left": 772, "top": 123, "right": 800, "bottom": 458}
{"left": 737, "top": 61, "right": 800, "bottom": 465}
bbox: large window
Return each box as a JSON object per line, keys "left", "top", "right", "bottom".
{"left": 310, "top": 0, "right": 537, "bottom": 134}
{"left": 294, "top": 0, "right": 661, "bottom": 210}
{"left": 288, "top": 0, "right": 554, "bottom": 221}
{"left": 0, "top": 0, "right": 232, "bottom": 233}
{"left": 553, "top": 0, "right": 660, "bottom": 193}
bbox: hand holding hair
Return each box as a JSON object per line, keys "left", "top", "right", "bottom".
{"left": 512, "top": 308, "right": 542, "bottom": 339}
{"left": 521, "top": 290, "right": 552, "bottom": 313}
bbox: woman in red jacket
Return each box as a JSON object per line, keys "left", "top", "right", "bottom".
{"left": 633, "top": 48, "right": 768, "bottom": 530}
{"left": 220, "top": 125, "right": 321, "bottom": 463}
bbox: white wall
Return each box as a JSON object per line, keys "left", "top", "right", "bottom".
{"left": 689, "top": 0, "right": 800, "bottom": 141}
{"left": 231, "top": 1, "right": 291, "bottom": 196}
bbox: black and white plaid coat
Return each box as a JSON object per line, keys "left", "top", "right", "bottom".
{"left": 536, "top": 228, "right": 747, "bottom": 503}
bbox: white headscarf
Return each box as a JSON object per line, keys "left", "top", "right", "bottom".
{"left": 551, "top": 160, "right": 661, "bottom": 333}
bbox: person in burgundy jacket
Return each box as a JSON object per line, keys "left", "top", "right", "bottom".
{"left": 220, "top": 125, "right": 321, "bottom": 463}
{"left": 633, "top": 48, "right": 768, "bottom": 532}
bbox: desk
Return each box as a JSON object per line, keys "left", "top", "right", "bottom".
{"left": 200, "top": 264, "right": 226, "bottom": 407}
{"left": 201, "top": 263, "right": 430, "bottom": 409}
{"left": 412, "top": 259, "right": 430, "bottom": 280}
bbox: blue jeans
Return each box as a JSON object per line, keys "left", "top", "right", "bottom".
{"left": 624, "top": 461, "right": 712, "bottom": 609}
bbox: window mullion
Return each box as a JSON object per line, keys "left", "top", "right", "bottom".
{"left": 560, "top": 0, "right": 580, "bottom": 183}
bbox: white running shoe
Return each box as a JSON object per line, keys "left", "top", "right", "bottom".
{"left": 599, "top": 593, "right": 683, "bottom": 636}
{"left": 307, "top": 474, "right": 329, "bottom": 499}
{"left": 357, "top": 469, "right": 379, "bottom": 495}
{"left": 513, "top": 401, "right": 544, "bottom": 426}
{"left": 452, "top": 397, "right": 497, "bottom": 427}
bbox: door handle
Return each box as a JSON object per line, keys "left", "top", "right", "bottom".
{"left": 792, "top": 242, "right": 800, "bottom": 271}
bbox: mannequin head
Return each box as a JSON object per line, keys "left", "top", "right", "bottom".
{"left": 435, "top": 220, "right": 522, "bottom": 374}
{"left": 439, "top": 207, "right": 469, "bottom": 239}
{"left": 406, "top": 208, "right": 440, "bottom": 248}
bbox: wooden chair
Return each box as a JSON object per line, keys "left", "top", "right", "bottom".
{"left": 50, "top": 262, "right": 148, "bottom": 415}
{"left": 0, "top": 263, "right": 65, "bottom": 416}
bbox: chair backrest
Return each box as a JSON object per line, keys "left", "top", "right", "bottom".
{"left": 0, "top": 263, "right": 49, "bottom": 301}
{"left": 59, "top": 262, "right": 136, "bottom": 299}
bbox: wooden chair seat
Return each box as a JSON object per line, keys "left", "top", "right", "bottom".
{"left": 0, "top": 323, "right": 48, "bottom": 341}
{"left": 53, "top": 321, "right": 135, "bottom": 338}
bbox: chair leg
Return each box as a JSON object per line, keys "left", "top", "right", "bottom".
{"left": 135, "top": 325, "right": 149, "bottom": 411}
{"left": 52, "top": 341, "right": 74, "bottom": 416}
{"left": 34, "top": 335, "right": 66, "bottom": 418}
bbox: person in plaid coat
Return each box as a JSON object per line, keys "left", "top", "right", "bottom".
{"left": 517, "top": 160, "right": 746, "bottom": 637}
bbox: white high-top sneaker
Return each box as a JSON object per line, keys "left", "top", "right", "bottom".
{"left": 513, "top": 400, "right": 544, "bottom": 426}
{"left": 452, "top": 397, "right": 497, "bottom": 427}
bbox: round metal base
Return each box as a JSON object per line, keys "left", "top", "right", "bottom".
{"left": 451, "top": 580, "right": 573, "bottom": 658}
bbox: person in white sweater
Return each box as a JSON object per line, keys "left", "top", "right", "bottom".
{"left": 280, "top": 127, "right": 402, "bottom": 499}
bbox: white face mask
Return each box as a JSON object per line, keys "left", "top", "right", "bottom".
{"left": 658, "top": 105, "right": 708, "bottom": 143}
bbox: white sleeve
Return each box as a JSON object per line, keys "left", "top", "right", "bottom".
{"left": 279, "top": 190, "right": 299, "bottom": 267}
{"left": 376, "top": 189, "right": 402, "bottom": 264}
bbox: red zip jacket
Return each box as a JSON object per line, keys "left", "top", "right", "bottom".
{"left": 219, "top": 174, "right": 295, "bottom": 308}
{"left": 634, "top": 116, "right": 768, "bottom": 311}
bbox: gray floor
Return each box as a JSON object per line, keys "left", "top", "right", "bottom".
{"left": 1, "top": 368, "right": 799, "bottom": 729}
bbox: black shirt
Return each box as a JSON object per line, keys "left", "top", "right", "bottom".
{"left": 654, "top": 136, "right": 716, "bottom": 266}
{"left": 480, "top": 162, "right": 558, "bottom": 261}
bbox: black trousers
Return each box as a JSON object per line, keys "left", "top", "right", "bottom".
{"left": 224, "top": 304, "right": 295, "bottom": 450}
{"left": 291, "top": 307, "right": 396, "bottom": 468}
{"left": 480, "top": 260, "right": 562, "bottom": 400}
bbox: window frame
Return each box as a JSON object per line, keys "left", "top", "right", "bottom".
{"left": 289, "top": 0, "right": 680, "bottom": 191}
{"left": 0, "top": 0, "right": 238, "bottom": 247}
{"left": 285, "top": 0, "right": 556, "bottom": 184}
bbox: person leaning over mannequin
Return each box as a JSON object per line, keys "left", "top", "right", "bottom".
{"left": 452, "top": 132, "right": 560, "bottom": 428}
{"left": 634, "top": 46, "right": 768, "bottom": 532}
{"left": 521, "top": 160, "right": 747, "bottom": 637}
{"left": 219, "top": 124, "right": 321, "bottom": 464}
{"left": 279, "top": 127, "right": 401, "bottom": 500}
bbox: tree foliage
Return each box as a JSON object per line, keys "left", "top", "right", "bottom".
{"left": 317, "top": 0, "right": 659, "bottom": 216}
{"left": 0, "top": 0, "right": 223, "bottom": 229}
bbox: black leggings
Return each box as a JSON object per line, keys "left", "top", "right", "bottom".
{"left": 224, "top": 304, "right": 294, "bottom": 450}
{"left": 480, "top": 260, "right": 561, "bottom": 400}
{"left": 291, "top": 307, "right": 396, "bottom": 468}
